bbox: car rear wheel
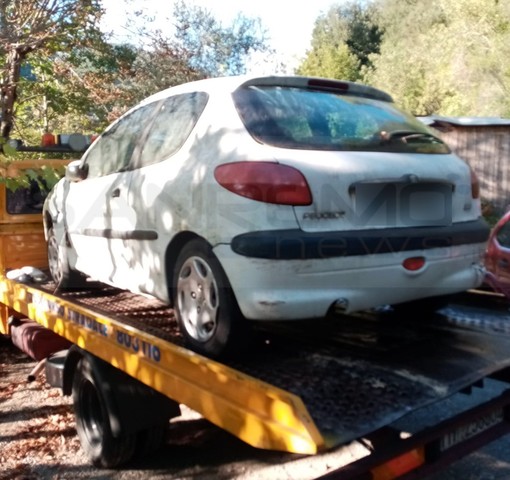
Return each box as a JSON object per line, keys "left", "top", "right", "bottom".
{"left": 173, "top": 239, "right": 247, "bottom": 358}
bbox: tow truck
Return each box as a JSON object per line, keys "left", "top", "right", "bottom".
{"left": 1, "top": 154, "right": 510, "bottom": 479}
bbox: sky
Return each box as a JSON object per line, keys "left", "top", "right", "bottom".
{"left": 102, "top": 0, "right": 346, "bottom": 72}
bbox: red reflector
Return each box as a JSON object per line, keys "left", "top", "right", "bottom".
{"left": 214, "top": 162, "right": 312, "bottom": 206}
{"left": 371, "top": 448, "right": 425, "bottom": 479}
{"left": 403, "top": 257, "right": 425, "bottom": 271}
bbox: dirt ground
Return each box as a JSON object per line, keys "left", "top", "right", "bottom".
{"left": 0, "top": 336, "right": 368, "bottom": 480}
{"left": 0, "top": 338, "right": 84, "bottom": 480}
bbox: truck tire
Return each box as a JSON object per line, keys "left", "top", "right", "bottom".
{"left": 72, "top": 356, "right": 136, "bottom": 467}
{"left": 135, "top": 424, "right": 168, "bottom": 458}
{"left": 173, "top": 238, "right": 247, "bottom": 358}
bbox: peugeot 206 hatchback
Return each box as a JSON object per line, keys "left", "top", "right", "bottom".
{"left": 43, "top": 75, "right": 489, "bottom": 357}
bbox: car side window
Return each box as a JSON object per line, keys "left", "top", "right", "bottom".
{"left": 496, "top": 222, "right": 510, "bottom": 248}
{"left": 85, "top": 103, "right": 157, "bottom": 178}
{"left": 138, "top": 92, "right": 208, "bottom": 168}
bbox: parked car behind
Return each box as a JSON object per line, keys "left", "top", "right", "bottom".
{"left": 43, "top": 75, "right": 489, "bottom": 357}
{"left": 485, "top": 210, "right": 510, "bottom": 299}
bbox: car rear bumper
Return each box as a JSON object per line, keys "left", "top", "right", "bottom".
{"left": 230, "top": 218, "right": 490, "bottom": 260}
{"left": 213, "top": 242, "right": 487, "bottom": 320}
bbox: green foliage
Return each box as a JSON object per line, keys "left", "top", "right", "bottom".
{"left": 0, "top": 1, "right": 105, "bottom": 138}
{"left": 297, "top": 1, "right": 382, "bottom": 81}
{"left": 2, "top": 0, "right": 271, "bottom": 141}
{"left": 0, "top": 130, "right": 64, "bottom": 192}
{"left": 172, "top": 1, "right": 268, "bottom": 76}
{"left": 297, "top": 43, "right": 360, "bottom": 80}
{"left": 7, "top": 165, "right": 64, "bottom": 191}
{"left": 0, "top": 160, "right": 65, "bottom": 192}
{"left": 298, "top": 0, "right": 510, "bottom": 118}
{"left": 8, "top": 0, "right": 509, "bottom": 146}
{"left": 0, "top": 136, "right": 17, "bottom": 157}
{"left": 365, "top": 0, "right": 510, "bottom": 116}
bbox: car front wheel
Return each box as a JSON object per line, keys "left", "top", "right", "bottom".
{"left": 47, "top": 227, "right": 85, "bottom": 289}
{"left": 173, "top": 239, "right": 246, "bottom": 358}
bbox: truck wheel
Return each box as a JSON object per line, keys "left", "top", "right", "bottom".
{"left": 72, "top": 357, "right": 136, "bottom": 467}
{"left": 135, "top": 424, "right": 168, "bottom": 458}
{"left": 47, "top": 227, "right": 84, "bottom": 289}
{"left": 173, "top": 239, "right": 246, "bottom": 358}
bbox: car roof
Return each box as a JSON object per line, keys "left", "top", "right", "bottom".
{"left": 140, "top": 75, "right": 394, "bottom": 105}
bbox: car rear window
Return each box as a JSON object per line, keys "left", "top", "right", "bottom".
{"left": 233, "top": 86, "right": 450, "bottom": 154}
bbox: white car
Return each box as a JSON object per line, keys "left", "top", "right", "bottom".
{"left": 44, "top": 75, "right": 489, "bottom": 357}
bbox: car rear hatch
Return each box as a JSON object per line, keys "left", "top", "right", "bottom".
{"left": 285, "top": 149, "right": 476, "bottom": 233}
{"left": 232, "top": 77, "right": 480, "bottom": 234}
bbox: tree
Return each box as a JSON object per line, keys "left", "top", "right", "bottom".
{"left": 0, "top": 0, "right": 104, "bottom": 139}
{"left": 297, "top": 1, "right": 382, "bottom": 81}
{"left": 3, "top": 40, "right": 138, "bottom": 147}
{"left": 2, "top": 0, "right": 271, "bottom": 144}
{"left": 46, "top": 0, "right": 271, "bottom": 131}
{"left": 365, "top": 0, "right": 510, "bottom": 116}
{"left": 72, "top": 0, "right": 270, "bottom": 124}
{"left": 171, "top": 1, "right": 268, "bottom": 76}
{"left": 297, "top": 43, "right": 360, "bottom": 80}
{"left": 51, "top": 42, "right": 143, "bottom": 128}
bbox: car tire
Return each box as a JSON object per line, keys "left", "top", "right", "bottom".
{"left": 72, "top": 357, "right": 137, "bottom": 468}
{"left": 47, "top": 227, "right": 86, "bottom": 289}
{"left": 173, "top": 239, "right": 247, "bottom": 358}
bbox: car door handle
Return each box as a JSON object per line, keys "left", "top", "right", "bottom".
{"left": 111, "top": 188, "right": 120, "bottom": 198}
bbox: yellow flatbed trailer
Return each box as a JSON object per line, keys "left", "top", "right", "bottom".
{"left": 2, "top": 272, "right": 510, "bottom": 479}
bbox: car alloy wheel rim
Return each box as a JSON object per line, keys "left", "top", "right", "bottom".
{"left": 177, "top": 256, "right": 219, "bottom": 342}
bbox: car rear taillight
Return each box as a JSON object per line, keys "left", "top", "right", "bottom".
{"left": 214, "top": 162, "right": 312, "bottom": 206}
{"left": 403, "top": 257, "right": 425, "bottom": 271}
{"left": 470, "top": 167, "right": 480, "bottom": 199}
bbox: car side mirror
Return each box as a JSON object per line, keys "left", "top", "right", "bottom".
{"left": 65, "top": 160, "right": 88, "bottom": 182}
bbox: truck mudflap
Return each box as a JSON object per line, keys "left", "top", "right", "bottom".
{"left": 2, "top": 273, "right": 510, "bottom": 459}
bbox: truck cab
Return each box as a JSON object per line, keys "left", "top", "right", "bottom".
{"left": 0, "top": 159, "right": 67, "bottom": 273}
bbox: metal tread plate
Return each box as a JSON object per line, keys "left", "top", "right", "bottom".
{"left": 44, "top": 282, "right": 510, "bottom": 449}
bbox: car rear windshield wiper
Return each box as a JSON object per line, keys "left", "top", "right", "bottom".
{"left": 380, "top": 130, "right": 443, "bottom": 144}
